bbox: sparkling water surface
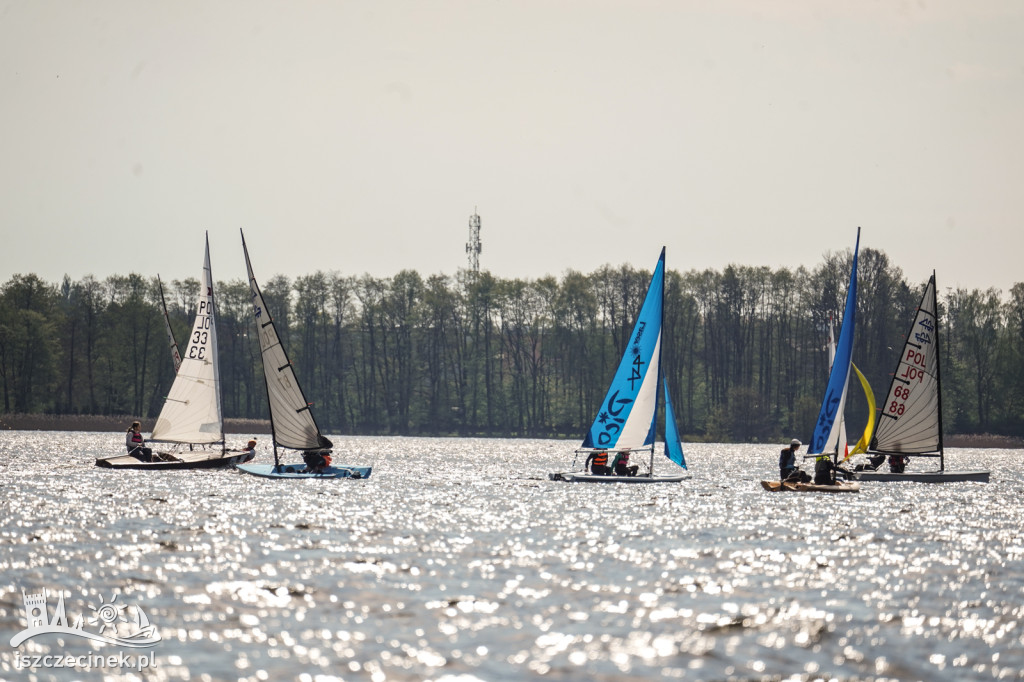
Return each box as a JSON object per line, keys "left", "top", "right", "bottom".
{"left": 1, "top": 432, "right": 1022, "bottom": 681}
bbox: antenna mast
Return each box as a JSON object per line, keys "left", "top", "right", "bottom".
{"left": 466, "top": 209, "right": 482, "bottom": 274}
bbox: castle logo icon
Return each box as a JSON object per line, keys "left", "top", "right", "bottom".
{"left": 11, "top": 588, "right": 162, "bottom": 648}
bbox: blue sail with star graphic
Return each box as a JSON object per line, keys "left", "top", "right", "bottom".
{"left": 809, "top": 229, "right": 860, "bottom": 455}
{"left": 582, "top": 248, "right": 664, "bottom": 451}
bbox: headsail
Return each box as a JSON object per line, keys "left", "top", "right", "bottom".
{"left": 844, "top": 362, "right": 877, "bottom": 460}
{"left": 151, "top": 234, "right": 223, "bottom": 444}
{"left": 157, "top": 275, "right": 182, "bottom": 373}
{"left": 663, "top": 384, "right": 687, "bottom": 469}
{"left": 871, "top": 274, "right": 941, "bottom": 454}
{"left": 241, "top": 229, "right": 332, "bottom": 452}
{"left": 809, "top": 229, "right": 859, "bottom": 455}
{"left": 582, "top": 248, "right": 664, "bottom": 451}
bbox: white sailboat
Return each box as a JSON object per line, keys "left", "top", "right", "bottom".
{"left": 96, "top": 234, "right": 254, "bottom": 470}
{"left": 854, "top": 272, "right": 989, "bottom": 483}
{"left": 549, "top": 247, "right": 690, "bottom": 484}
{"left": 234, "top": 229, "right": 371, "bottom": 480}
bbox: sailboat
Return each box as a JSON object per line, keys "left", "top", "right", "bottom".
{"left": 549, "top": 247, "right": 690, "bottom": 484}
{"left": 96, "top": 235, "right": 254, "bottom": 470}
{"left": 854, "top": 272, "right": 989, "bottom": 483}
{"left": 762, "top": 230, "right": 863, "bottom": 493}
{"left": 234, "top": 229, "right": 372, "bottom": 480}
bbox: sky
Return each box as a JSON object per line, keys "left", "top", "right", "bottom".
{"left": 2, "top": 1, "right": 1022, "bottom": 294}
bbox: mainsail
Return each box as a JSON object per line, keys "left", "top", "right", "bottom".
{"left": 157, "top": 274, "right": 182, "bottom": 373}
{"left": 150, "top": 234, "right": 223, "bottom": 445}
{"left": 241, "top": 229, "right": 332, "bottom": 454}
{"left": 871, "top": 274, "right": 942, "bottom": 455}
{"left": 582, "top": 248, "right": 664, "bottom": 451}
{"left": 809, "top": 229, "right": 859, "bottom": 455}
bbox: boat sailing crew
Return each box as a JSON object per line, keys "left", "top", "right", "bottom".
{"left": 585, "top": 449, "right": 611, "bottom": 475}
{"left": 126, "top": 420, "right": 153, "bottom": 461}
{"left": 779, "top": 438, "right": 811, "bottom": 483}
{"left": 611, "top": 449, "right": 639, "bottom": 477}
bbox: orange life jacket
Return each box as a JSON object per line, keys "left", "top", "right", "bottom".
{"left": 592, "top": 451, "right": 608, "bottom": 467}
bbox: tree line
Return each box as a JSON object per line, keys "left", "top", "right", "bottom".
{"left": 2, "top": 247, "right": 1022, "bottom": 441}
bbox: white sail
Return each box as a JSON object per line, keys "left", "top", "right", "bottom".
{"left": 827, "top": 322, "right": 849, "bottom": 454}
{"left": 151, "top": 235, "right": 223, "bottom": 444}
{"left": 872, "top": 276, "right": 941, "bottom": 453}
{"left": 242, "top": 230, "right": 331, "bottom": 451}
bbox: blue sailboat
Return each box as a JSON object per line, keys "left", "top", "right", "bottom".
{"left": 763, "top": 229, "right": 863, "bottom": 493}
{"left": 549, "top": 247, "right": 690, "bottom": 483}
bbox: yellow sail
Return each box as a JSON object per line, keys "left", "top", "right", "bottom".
{"left": 843, "top": 362, "right": 876, "bottom": 461}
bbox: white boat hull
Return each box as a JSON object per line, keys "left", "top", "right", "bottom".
{"left": 548, "top": 471, "right": 689, "bottom": 483}
{"left": 853, "top": 470, "right": 989, "bottom": 483}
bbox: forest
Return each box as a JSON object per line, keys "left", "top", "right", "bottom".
{"left": 2, "top": 246, "right": 1022, "bottom": 442}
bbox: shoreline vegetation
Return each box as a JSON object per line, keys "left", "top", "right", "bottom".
{"left": 2, "top": 413, "right": 1022, "bottom": 449}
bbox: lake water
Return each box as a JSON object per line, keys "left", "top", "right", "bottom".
{"left": 1, "top": 432, "right": 1021, "bottom": 681}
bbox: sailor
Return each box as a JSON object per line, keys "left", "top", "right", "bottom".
{"left": 241, "top": 438, "right": 257, "bottom": 463}
{"left": 779, "top": 438, "right": 809, "bottom": 483}
{"left": 814, "top": 453, "right": 836, "bottom": 485}
{"left": 888, "top": 454, "right": 908, "bottom": 473}
{"left": 125, "top": 420, "right": 153, "bottom": 461}
{"left": 611, "top": 449, "right": 639, "bottom": 477}
{"left": 585, "top": 449, "right": 611, "bottom": 475}
{"left": 302, "top": 450, "right": 332, "bottom": 473}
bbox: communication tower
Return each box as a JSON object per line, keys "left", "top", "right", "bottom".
{"left": 466, "top": 209, "right": 482, "bottom": 274}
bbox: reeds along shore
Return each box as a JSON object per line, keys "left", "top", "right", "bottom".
{"left": 1, "top": 413, "right": 1022, "bottom": 449}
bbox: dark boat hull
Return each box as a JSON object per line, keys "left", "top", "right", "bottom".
{"left": 95, "top": 450, "right": 253, "bottom": 470}
{"left": 853, "top": 470, "right": 989, "bottom": 483}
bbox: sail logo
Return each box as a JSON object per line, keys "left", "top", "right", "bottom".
{"left": 10, "top": 588, "right": 161, "bottom": 649}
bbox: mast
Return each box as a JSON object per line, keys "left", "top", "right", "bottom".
{"left": 933, "top": 271, "right": 945, "bottom": 472}
{"left": 206, "top": 232, "right": 225, "bottom": 454}
{"left": 652, "top": 246, "right": 666, "bottom": 478}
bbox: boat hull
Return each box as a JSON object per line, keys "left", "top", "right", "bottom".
{"left": 548, "top": 471, "right": 689, "bottom": 483}
{"left": 95, "top": 450, "right": 253, "bottom": 470}
{"left": 853, "top": 470, "right": 989, "bottom": 483}
{"left": 761, "top": 480, "right": 860, "bottom": 493}
{"left": 235, "top": 463, "right": 372, "bottom": 479}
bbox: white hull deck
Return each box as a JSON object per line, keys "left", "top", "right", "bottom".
{"left": 548, "top": 471, "right": 689, "bottom": 483}
{"left": 96, "top": 449, "right": 253, "bottom": 470}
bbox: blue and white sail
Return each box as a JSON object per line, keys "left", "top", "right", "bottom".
{"left": 809, "top": 229, "right": 860, "bottom": 455}
{"left": 582, "top": 248, "right": 664, "bottom": 451}
{"left": 663, "top": 384, "right": 687, "bottom": 469}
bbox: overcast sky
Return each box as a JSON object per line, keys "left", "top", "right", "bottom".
{"left": 2, "top": 1, "right": 1022, "bottom": 295}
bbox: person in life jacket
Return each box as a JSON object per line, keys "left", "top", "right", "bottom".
{"left": 302, "top": 450, "right": 332, "bottom": 473}
{"left": 611, "top": 449, "right": 639, "bottom": 477}
{"left": 813, "top": 453, "right": 836, "bottom": 485}
{"left": 585, "top": 449, "right": 611, "bottom": 475}
{"left": 240, "top": 438, "right": 257, "bottom": 463}
{"left": 779, "top": 438, "right": 810, "bottom": 483}
{"left": 125, "top": 420, "right": 153, "bottom": 461}
{"left": 888, "top": 454, "right": 908, "bottom": 473}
